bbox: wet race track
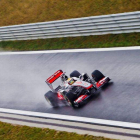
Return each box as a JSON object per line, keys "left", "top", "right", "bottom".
{"left": 0, "top": 48, "right": 140, "bottom": 123}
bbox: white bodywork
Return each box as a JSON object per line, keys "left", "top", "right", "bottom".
{"left": 63, "top": 77, "right": 92, "bottom": 90}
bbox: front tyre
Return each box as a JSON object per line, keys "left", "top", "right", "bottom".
{"left": 91, "top": 70, "right": 105, "bottom": 82}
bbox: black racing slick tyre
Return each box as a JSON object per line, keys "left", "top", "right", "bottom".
{"left": 44, "top": 91, "right": 58, "bottom": 107}
{"left": 91, "top": 70, "right": 105, "bottom": 82}
{"left": 65, "top": 92, "right": 76, "bottom": 108}
{"left": 70, "top": 70, "right": 81, "bottom": 78}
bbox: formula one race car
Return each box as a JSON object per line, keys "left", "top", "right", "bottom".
{"left": 45, "top": 69, "right": 110, "bottom": 108}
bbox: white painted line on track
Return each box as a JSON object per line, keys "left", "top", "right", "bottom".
{"left": 0, "top": 108, "right": 140, "bottom": 129}
{"left": 0, "top": 46, "right": 140, "bottom": 55}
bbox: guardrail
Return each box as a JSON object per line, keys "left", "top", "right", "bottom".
{"left": 0, "top": 11, "right": 140, "bottom": 41}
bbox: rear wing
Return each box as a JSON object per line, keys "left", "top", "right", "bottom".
{"left": 46, "top": 70, "right": 63, "bottom": 84}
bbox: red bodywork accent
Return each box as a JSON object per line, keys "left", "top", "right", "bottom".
{"left": 57, "top": 92, "right": 64, "bottom": 100}
{"left": 96, "top": 77, "right": 106, "bottom": 88}
{"left": 46, "top": 70, "right": 63, "bottom": 84}
{"left": 75, "top": 95, "right": 88, "bottom": 103}
{"left": 86, "top": 84, "right": 93, "bottom": 89}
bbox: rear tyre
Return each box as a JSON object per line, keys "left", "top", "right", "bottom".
{"left": 65, "top": 92, "right": 76, "bottom": 108}
{"left": 44, "top": 91, "right": 58, "bottom": 107}
{"left": 70, "top": 70, "right": 81, "bottom": 78}
{"left": 91, "top": 70, "right": 105, "bottom": 82}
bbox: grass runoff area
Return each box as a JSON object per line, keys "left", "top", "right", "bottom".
{"left": 0, "top": 121, "right": 113, "bottom": 140}
{"left": 0, "top": 0, "right": 140, "bottom": 51}
{"left": 0, "top": 33, "right": 140, "bottom": 51}
{"left": 0, "top": 0, "right": 140, "bottom": 26}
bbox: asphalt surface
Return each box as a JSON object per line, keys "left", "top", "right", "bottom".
{"left": 0, "top": 49, "right": 140, "bottom": 123}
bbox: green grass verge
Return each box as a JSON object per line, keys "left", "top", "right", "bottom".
{"left": 0, "top": 33, "right": 140, "bottom": 51}
{"left": 0, "top": 121, "right": 113, "bottom": 140}
{"left": 0, "top": 0, "right": 140, "bottom": 26}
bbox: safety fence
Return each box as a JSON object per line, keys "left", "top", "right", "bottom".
{"left": 0, "top": 11, "right": 140, "bottom": 41}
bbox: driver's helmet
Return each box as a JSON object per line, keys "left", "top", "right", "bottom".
{"left": 67, "top": 78, "right": 75, "bottom": 85}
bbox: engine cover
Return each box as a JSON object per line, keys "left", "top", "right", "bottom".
{"left": 72, "top": 80, "right": 93, "bottom": 89}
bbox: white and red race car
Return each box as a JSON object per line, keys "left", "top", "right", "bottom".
{"left": 45, "top": 69, "right": 110, "bottom": 108}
